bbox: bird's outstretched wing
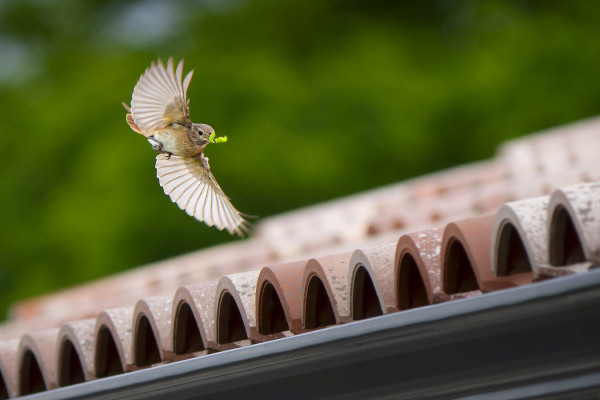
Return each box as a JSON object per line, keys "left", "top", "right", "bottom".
{"left": 155, "top": 154, "right": 250, "bottom": 236}
{"left": 130, "top": 58, "right": 194, "bottom": 136}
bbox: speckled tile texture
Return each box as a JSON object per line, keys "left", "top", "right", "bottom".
{"left": 395, "top": 227, "right": 448, "bottom": 306}
{"left": 257, "top": 260, "right": 308, "bottom": 335}
{"left": 349, "top": 243, "right": 397, "bottom": 315}
{"left": 94, "top": 307, "right": 134, "bottom": 374}
{"left": 549, "top": 182, "right": 600, "bottom": 265}
{"left": 57, "top": 319, "right": 96, "bottom": 385}
{"left": 132, "top": 296, "right": 174, "bottom": 366}
{"left": 2, "top": 117, "right": 600, "bottom": 397}
{"left": 492, "top": 196, "right": 550, "bottom": 278}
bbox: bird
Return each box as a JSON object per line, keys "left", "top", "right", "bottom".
{"left": 123, "top": 57, "right": 250, "bottom": 236}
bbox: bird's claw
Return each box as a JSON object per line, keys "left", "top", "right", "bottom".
{"left": 199, "top": 154, "right": 211, "bottom": 171}
{"left": 148, "top": 137, "right": 163, "bottom": 152}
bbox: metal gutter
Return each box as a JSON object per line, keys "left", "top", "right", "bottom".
{"left": 22, "top": 269, "right": 600, "bottom": 400}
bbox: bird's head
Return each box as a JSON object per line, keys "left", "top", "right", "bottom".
{"left": 193, "top": 123, "right": 215, "bottom": 140}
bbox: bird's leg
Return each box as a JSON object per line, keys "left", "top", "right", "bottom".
{"left": 147, "top": 136, "right": 163, "bottom": 152}
{"left": 198, "top": 153, "right": 211, "bottom": 172}
{"left": 148, "top": 137, "right": 172, "bottom": 158}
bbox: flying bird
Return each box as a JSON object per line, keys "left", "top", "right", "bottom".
{"left": 123, "top": 58, "right": 250, "bottom": 236}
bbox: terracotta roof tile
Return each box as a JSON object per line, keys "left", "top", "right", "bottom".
{"left": 349, "top": 243, "right": 397, "bottom": 317}
{"left": 317, "top": 254, "right": 356, "bottom": 322}
{"left": 0, "top": 339, "right": 18, "bottom": 399}
{"left": 215, "top": 271, "right": 260, "bottom": 348}
{"left": 17, "top": 329, "right": 59, "bottom": 396}
{"left": 497, "top": 117, "right": 600, "bottom": 176}
{"left": 548, "top": 182, "right": 600, "bottom": 267}
{"left": 303, "top": 255, "right": 351, "bottom": 328}
{"left": 256, "top": 260, "right": 306, "bottom": 335}
{"left": 6, "top": 240, "right": 275, "bottom": 336}
{"left": 395, "top": 228, "right": 447, "bottom": 308}
{"left": 132, "top": 296, "right": 174, "bottom": 367}
{"left": 93, "top": 307, "right": 134, "bottom": 375}
{"left": 2, "top": 117, "right": 600, "bottom": 397}
{"left": 442, "top": 213, "right": 530, "bottom": 292}
{"left": 56, "top": 319, "right": 95, "bottom": 387}
{"left": 8, "top": 118, "right": 600, "bottom": 340}
{"left": 171, "top": 283, "right": 214, "bottom": 357}
{"left": 492, "top": 196, "right": 550, "bottom": 279}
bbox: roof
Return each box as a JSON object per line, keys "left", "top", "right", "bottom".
{"left": 12, "top": 270, "right": 600, "bottom": 399}
{"left": 2, "top": 117, "right": 600, "bottom": 398}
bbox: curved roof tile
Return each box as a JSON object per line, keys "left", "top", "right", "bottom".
{"left": 256, "top": 260, "right": 307, "bottom": 335}
{"left": 492, "top": 196, "right": 549, "bottom": 279}
{"left": 3, "top": 117, "right": 600, "bottom": 397}
{"left": 349, "top": 243, "right": 397, "bottom": 316}
{"left": 17, "top": 329, "right": 59, "bottom": 396}
{"left": 395, "top": 228, "right": 447, "bottom": 308}
{"left": 303, "top": 254, "right": 353, "bottom": 325}
{"left": 132, "top": 296, "right": 174, "bottom": 367}
{"left": 56, "top": 319, "right": 95, "bottom": 386}
{"left": 171, "top": 283, "right": 213, "bottom": 357}
{"left": 215, "top": 272, "right": 260, "bottom": 349}
{"left": 0, "top": 339, "right": 18, "bottom": 399}
{"left": 94, "top": 307, "right": 134, "bottom": 375}
{"left": 548, "top": 182, "right": 600, "bottom": 267}
{"left": 442, "top": 214, "right": 529, "bottom": 292}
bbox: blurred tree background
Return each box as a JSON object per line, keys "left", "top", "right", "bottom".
{"left": 0, "top": 0, "right": 599, "bottom": 319}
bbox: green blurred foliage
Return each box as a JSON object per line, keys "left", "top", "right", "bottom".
{"left": 0, "top": 0, "right": 599, "bottom": 318}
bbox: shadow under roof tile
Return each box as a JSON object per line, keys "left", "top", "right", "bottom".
{"left": 6, "top": 118, "right": 600, "bottom": 397}
{"left": 215, "top": 271, "right": 260, "bottom": 349}
{"left": 173, "top": 282, "right": 217, "bottom": 352}
{"left": 256, "top": 260, "right": 308, "bottom": 335}
{"left": 94, "top": 306, "right": 134, "bottom": 375}
{"left": 172, "top": 283, "right": 215, "bottom": 358}
{"left": 441, "top": 214, "right": 532, "bottom": 293}
{"left": 395, "top": 228, "right": 448, "bottom": 309}
{"left": 492, "top": 196, "right": 550, "bottom": 280}
{"left": 304, "top": 253, "right": 353, "bottom": 325}
{"left": 132, "top": 295, "right": 174, "bottom": 368}
{"left": 350, "top": 266, "right": 383, "bottom": 320}
{"left": 302, "top": 276, "right": 337, "bottom": 329}
{"left": 17, "top": 328, "right": 59, "bottom": 396}
{"left": 549, "top": 182, "right": 600, "bottom": 267}
{"left": 57, "top": 319, "right": 96, "bottom": 387}
{"left": 349, "top": 242, "right": 397, "bottom": 317}
{"left": 0, "top": 339, "right": 19, "bottom": 399}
